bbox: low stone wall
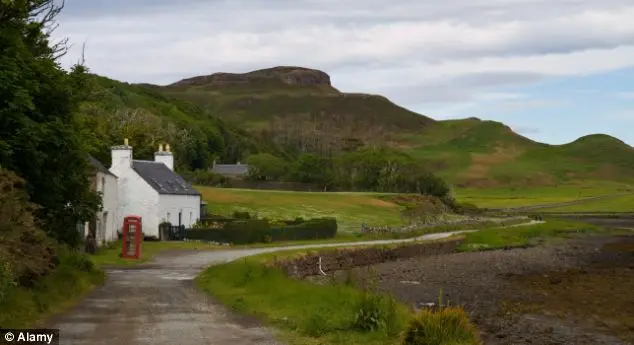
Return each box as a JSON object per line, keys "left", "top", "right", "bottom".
{"left": 275, "top": 239, "right": 462, "bottom": 278}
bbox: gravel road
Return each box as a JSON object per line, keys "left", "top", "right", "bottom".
{"left": 45, "top": 229, "right": 479, "bottom": 345}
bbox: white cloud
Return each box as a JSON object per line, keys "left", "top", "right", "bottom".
{"left": 54, "top": 0, "right": 634, "bottom": 105}
{"left": 616, "top": 92, "right": 634, "bottom": 99}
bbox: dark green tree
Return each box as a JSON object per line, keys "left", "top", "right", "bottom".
{"left": 290, "top": 153, "right": 332, "bottom": 187}
{"left": 246, "top": 153, "right": 288, "bottom": 181}
{"left": 0, "top": 0, "right": 101, "bottom": 246}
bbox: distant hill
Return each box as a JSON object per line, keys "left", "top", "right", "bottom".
{"left": 161, "top": 66, "right": 435, "bottom": 153}
{"left": 80, "top": 67, "right": 634, "bottom": 188}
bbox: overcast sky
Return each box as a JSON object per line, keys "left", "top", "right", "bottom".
{"left": 55, "top": 0, "right": 634, "bottom": 146}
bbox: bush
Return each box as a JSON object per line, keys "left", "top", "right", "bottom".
{"left": 352, "top": 291, "right": 401, "bottom": 335}
{"left": 56, "top": 247, "right": 95, "bottom": 272}
{"left": 0, "top": 169, "right": 58, "bottom": 288}
{"left": 0, "top": 245, "right": 104, "bottom": 328}
{"left": 180, "top": 169, "right": 228, "bottom": 186}
{"left": 450, "top": 202, "right": 483, "bottom": 215}
{"left": 0, "top": 262, "right": 16, "bottom": 305}
{"left": 232, "top": 211, "right": 252, "bottom": 219}
{"left": 402, "top": 307, "right": 481, "bottom": 345}
{"left": 187, "top": 217, "right": 338, "bottom": 244}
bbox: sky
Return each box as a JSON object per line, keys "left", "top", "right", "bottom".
{"left": 54, "top": 0, "right": 634, "bottom": 146}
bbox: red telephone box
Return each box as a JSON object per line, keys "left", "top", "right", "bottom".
{"left": 121, "top": 216, "right": 142, "bottom": 259}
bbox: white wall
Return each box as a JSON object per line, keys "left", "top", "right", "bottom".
{"left": 98, "top": 171, "right": 119, "bottom": 244}
{"left": 158, "top": 194, "right": 201, "bottom": 228}
{"left": 83, "top": 171, "right": 119, "bottom": 246}
{"left": 110, "top": 165, "right": 160, "bottom": 238}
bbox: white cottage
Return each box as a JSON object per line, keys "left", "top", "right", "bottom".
{"left": 109, "top": 140, "right": 201, "bottom": 239}
{"left": 86, "top": 155, "right": 119, "bottom": 246}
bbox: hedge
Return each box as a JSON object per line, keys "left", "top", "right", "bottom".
{"left": 186, "top": 217, "right": 337, "bottom": 244}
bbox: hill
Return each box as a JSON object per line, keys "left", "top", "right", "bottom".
{"left": 161, "top": 66, "right": 435, "bottom": 154}
{"left": 79, "top": 67, "right": 634, "bottom": 188}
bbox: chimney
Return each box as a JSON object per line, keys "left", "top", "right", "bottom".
{"left": 110, "top": 138, "right": 133, "bottom": 175}
{"left": 154, "top": 143, "right": 174, "bottom": 170}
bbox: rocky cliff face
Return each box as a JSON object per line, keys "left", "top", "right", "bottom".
{"left": 171, "top": 66, "right": 333, "bottom": 88}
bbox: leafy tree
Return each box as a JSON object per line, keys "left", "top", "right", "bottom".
{"left": 414, "top": 172, "right": 452, "bottom": 199}
{"left": 246, "top": 153, "right": 288, "bottom": 181}
{"left": 290, "top": 153, "right": 332, "bottom": 187}
{"left": 0, "top": 0, "right": 101, "bottom": 246}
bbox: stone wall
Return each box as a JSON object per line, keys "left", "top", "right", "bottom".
{"left": 275, "top": 239, "right": 461, "bottom": 278}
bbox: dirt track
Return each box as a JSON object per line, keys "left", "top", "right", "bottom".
{"left": 44, "top": 230, "right": 474, "bottom": 344}
{"left": 332, "top": 234, "right": 634, "bottom": 345}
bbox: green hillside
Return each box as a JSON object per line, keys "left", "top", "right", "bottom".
{"left": 79, "top": 66, "right": 634, "bottom": 188}
{"left": 77, "top": 75, "right": 287, "bottom": 170}
{"left": 401, "top": 119, "right": 634, "bottom": 187}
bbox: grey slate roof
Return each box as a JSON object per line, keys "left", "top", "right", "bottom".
{"left": 212, "top": 164, "right": 249, "bottom": 176}
{"left": 132, "top": 160, "right": 200, "bottom": 196}
{"left": 88, "top": 155, "right": 117, "bottom": 177}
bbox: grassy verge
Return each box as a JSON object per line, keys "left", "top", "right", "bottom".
{"left": 457, "top": 219, "right": 601, "bottom": 252}
{"left": 197, "top": 236, "right": 505, "bottom": 345}
{"left": 531, "top": 193, "right": 634, "bottom": 213}
{"left": 197, "top": 254, "right": 409, "bottom": 345}
{"left": 0, "top": 248, "right": 105, "bottom": 328}
{"left": 89, "top": 240, "right": 222, "bottom": 266}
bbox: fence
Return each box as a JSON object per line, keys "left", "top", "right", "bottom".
{"left": 159, "top": 223, "right": 187, "bottom": 241}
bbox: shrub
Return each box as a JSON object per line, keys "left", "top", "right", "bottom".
{"left": 352, "top": 291, "right": 401, "bottom": 335}
{"left": 56, "top": 247, "right": 95, "bottom": 272}
{"left": 0, "top": 169, "right": 58, "bottom": 287}
{"left": 301, "top": 309, "right": 332, "bottom": 337}
{"left": 450, "top": 202, "right": 483, "bottom": 215}
{"left": 232, "top": 211, "right": 252, "bottom": 219}
{"left": 402, "top": 307, "right": 481, "bottom": 345}
{"left": 186, "top": 217, "right": 338, "bottom": 244}
{"left": 180, "top": 169, "right": 228, "bottom": 186}
{"left": 0, "top": 262, "right": 16, "bottom": 305}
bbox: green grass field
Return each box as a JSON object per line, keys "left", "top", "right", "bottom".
{"left": 198, "top": 187, "right": 406, "bottom": 233}
{"left": 454, "top": 181, "right": 632, "bottom": 208}
{"left": 197, "top": 183, "right": 632, "bottom": 226}
{"left": 533, "top": 193, "right": 634, "bottom": 213}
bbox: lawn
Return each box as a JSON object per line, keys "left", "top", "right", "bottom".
{"left": 532, "top": 193, "right": 634, "bottom": 213}
{"left": 454, "top": 181, "right": 632, "bottom": 208}
{"left": 197, "top": 187, "right": 406, "bottom": 233}
{"left": 89, "top": 240, "right": 222, "bottom": 266}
